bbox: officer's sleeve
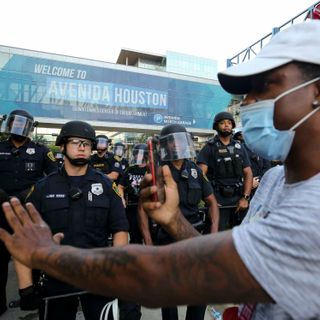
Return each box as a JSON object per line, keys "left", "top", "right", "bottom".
{"left": 108, "top": 182, "right": 129, "bottom": 233}
{"left": 196, "top": 144, "right": 211, "bottom": 165}
{"left": 42, "top": 146, "right": 58, "bottom": 174}
{"left": 25, "top": 181, "right": 44, "bottom": 213}
{"left": 118, "top": 169, "right": 129, "bottom": 188}
{"left": 110, "top": 159, "right": 123, "bottom": 174}
{"left": 241, "top": 146, "right": 251, "bottom": 168}
{"left": 199, "top": 170, "right": 213, "bottom": 199}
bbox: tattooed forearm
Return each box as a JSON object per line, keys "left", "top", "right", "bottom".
{"left": 165, "top": 212, "right": 200, "bottom": 241}
{"left": 33, "top": 231, "right": 271, "bottom": 307}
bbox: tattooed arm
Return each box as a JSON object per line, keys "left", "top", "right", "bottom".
{"left": 0, "top": 199, "right": 270, "bottom": 307}
{"left": 0, "top": 166, "right": 271, "bottom": 307}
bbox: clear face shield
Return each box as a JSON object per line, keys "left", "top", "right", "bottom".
{"left": 130, "top": 148, "right": 148, "bottom": 166}
{"left": 114, "top": 145, "right": 125, "bottom": 157}
{"left": 159, "top": 132, "right": 196, "bottom": 161}
{"left": 5, "top": 114, "right": 34, "bottom": 137}
{"left": 96, "top": 137, "right": 109, "bottom": 150}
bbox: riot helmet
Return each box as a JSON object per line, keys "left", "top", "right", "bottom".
{"left": 55, "top": 121, "right": 96, "bottom": 167}
{"left": 113, "top": 142, "right": 125, "bottom": 158}
{"left": 5, "top": 109, "right": 35, "bottom": 141}
{"left": 131, "top": 143, "right": 148, "bottom": 166}
{"left": 55, "top": 121, "right": 96, "bottom": 147}
{"left": 96, "top": 135, "right": 110, "bottom": 151}
{"left": 159, "top": 124, "right": 196, "bottom": 161}
{"left": 213, "top": 111, "right": 235, "bottom": 137}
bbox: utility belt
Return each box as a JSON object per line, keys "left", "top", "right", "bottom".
{"left": 213, "top": 182, "right": 243, "bottom": 198}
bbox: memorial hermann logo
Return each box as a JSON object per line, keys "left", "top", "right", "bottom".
{"left": 154, "top": 114, "right": 163, "bottom": 124}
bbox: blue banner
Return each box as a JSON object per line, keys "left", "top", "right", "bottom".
{"left": 0, "top": 49, "right": 231, "bottom": 130}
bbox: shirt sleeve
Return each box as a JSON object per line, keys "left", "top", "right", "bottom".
{"left": 196, "top": 144, "right": 211, "bottom": 165}
{"left": 42, "top": 145, "right": 58, "bottom": 174}
{"left": 108, "top": 183, "right": 129, "bottom": 233}
{"left": 240, "top": 145, "right": 251, "bottom": 168}
{"left": 232, "top": 180, "right": 320, "bottom": 319}
{"left": 199, "top": 169, "right": 213, "bottom": 198}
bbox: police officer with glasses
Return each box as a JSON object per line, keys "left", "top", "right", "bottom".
{"left": 22, "top": 120, "right": 129, "bottom": 320}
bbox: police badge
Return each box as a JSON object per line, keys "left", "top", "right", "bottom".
{"left": 26, "top": 148, "right": 35, "bottom": 155}
{"left": 91, "top": 183, "right": 103, "bottom": 196}
{"left": 191, "top": 168, "right": 198, "bottom": 179}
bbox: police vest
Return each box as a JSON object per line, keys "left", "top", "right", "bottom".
{"left": 207, "top": 137, "right": 243, "bottom": 185}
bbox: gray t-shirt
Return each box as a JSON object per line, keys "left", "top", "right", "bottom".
{"left": 232, "top": 166, "right": 320, "bottom": 319}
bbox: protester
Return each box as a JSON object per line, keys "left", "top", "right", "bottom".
{"left": 1, "top": 21, "right": 320, "bottom": 319}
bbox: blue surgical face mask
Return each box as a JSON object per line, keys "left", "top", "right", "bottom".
{"left": 240, "top": 77, "right": 320, "bottom": 162}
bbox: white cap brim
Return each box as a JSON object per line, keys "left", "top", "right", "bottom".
{"left": 218, "top": 57, "right": 292, "bottom": 95}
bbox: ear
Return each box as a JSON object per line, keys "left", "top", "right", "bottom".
{"left": 60, "top": 145, "right": 64, "bottom": 153}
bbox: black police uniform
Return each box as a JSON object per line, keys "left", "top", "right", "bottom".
{"left": 157, "top": 159, "right": 213, "bottom": 320}
{"left": 119, "top": 165, "right": 147, "bottom": 244}
{"left": 197, "top": 135, "right": 251, "bottom": 230}
{"left": 243, "top": 143, "right": 271, "bottom": 181}
{"left": 27, "top": 166, "right": 129, "bottom": 320}
{"left": 90, "top": 153, "right": 123, "bottom": 177}
{"left": 0, "top": 138, "right": 57, "bottom": 315}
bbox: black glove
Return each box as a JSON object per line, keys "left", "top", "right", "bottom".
{"left": 19, "top": 285, "right": 41, "bottom": 311}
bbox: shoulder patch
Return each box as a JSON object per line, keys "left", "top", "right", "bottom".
{"left": 47, "top": 151, "right": 56, "bottom": 162}
{"left": 112, "top": 182, "right": 121, "bottom": 198}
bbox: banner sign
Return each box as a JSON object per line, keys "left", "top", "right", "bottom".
{"left": 0, "top": 48, "right": 231, "bottom": 130}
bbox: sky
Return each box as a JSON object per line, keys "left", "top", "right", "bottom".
{"left": 0, "top": 0, "right": 318, "bottom": 72}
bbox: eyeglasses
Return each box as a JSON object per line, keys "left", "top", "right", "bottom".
{"left": 67, "top": 138, "right": 92, "bottom": 148}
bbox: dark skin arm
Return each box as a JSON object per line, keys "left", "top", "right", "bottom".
{"left": 236, "top": 166, "right": 253, "bottom": 213}
{"left": 137, "top": 204, "right": 153, "bottom": 245}
{"left": 0, "top": 166, "right": 271, "bottom": 308}
{"left": 204, "top": 194, "right": 219, "bottom": 233}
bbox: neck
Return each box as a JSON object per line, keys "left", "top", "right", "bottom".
{"left": 64, "top": 159, "right": 88, "bottom": 176}
{"left": 218, "top": 135, "right": 231, "bottom": 145}
{"left": 11, "top": 138, "right": 27, "bottom": 148}
{"left": 172, "top": 159, "right": 184, "bottom": 170}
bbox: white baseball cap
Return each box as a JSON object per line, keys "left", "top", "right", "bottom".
{"left": 218, "top": 20, "right": 320, "bottom": 94}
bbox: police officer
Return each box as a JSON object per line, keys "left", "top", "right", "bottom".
{"left": 0, "top": 109, "right": 57, "bottom": 315}
{"left": 116, "top": 145, "right": 147, "bottom": 320}
{"left": 26, "top": 121, "right": 129, "bottom": 320}
{"left": 233, "top": 129, "right": 271, "bottom": 196}
{"left": 90, "top": 134, "right": 123, "bottom": 181}
{"left": 113, "top": 141, "right": 129, "bottom": 186}
{"left": 118, "top": 143, "right": 148, "bottom": 245}
{"left": 141, "top": 124, "right": 219, "bottom": 320}
{"left": 197, "top": 111, "right": 253, "bottom": 230}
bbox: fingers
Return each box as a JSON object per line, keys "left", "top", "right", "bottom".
{"left": 140, "top": 173, "right": 153, "bottom": 189}
{"left": 9, "top": 198, "right": 32, "bottom": 225}
{"left": 25, "top": 202, "right": 45, "bottom": 224}
{"left": 0, "top": 228, "right": 11, "bottom": 245}
{"left": 53, "top": 232, "right": 64, "bottom": 245}
{"left": 162, "top": 165, "right": 177, "bottom": 188}
{"left": 1, "top": 201, "right": 24, "bottom": 233}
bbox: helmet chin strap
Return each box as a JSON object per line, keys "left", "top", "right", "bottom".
{"left": 63, "top": 145, "right": 90, "bottom": 167}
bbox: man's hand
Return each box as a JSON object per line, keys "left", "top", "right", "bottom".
{"left": 140, "top": 165, "right": 200, "bottom": 240}
{"left": 0, "top": 198, "right": 58, "bottom": 269}
{"left": 236, "top": 198, "right": 249, "bottom": 213}
{"left": 140, "top": 165, "right": 180, "bottom": 228}
{"left": 252, "top": 176, "right": 260, "bottom": 189}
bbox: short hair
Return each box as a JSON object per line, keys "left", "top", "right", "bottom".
{"left": 295, "top": 61, "right": 320, "bottom": 81}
